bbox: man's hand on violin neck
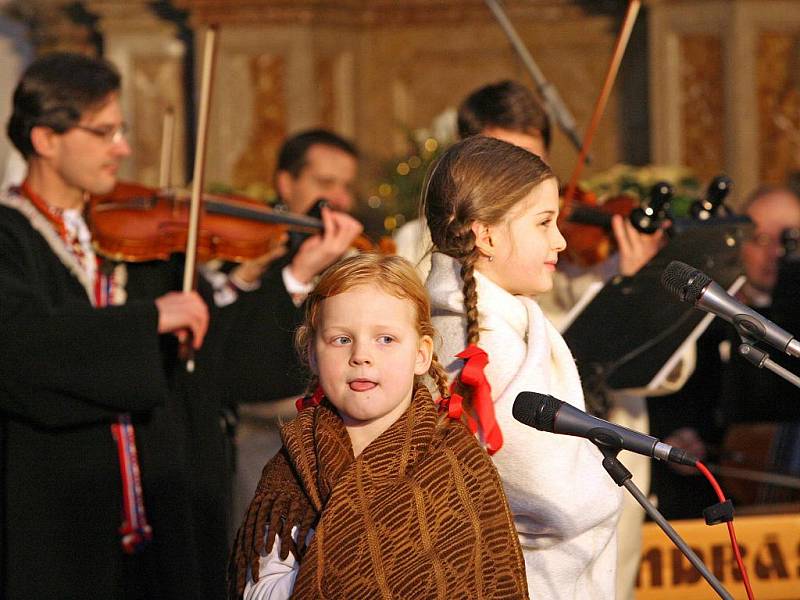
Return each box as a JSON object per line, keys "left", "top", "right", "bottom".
{"left": 289, "top": 207, "right": 364, "bottom": 284}
{"left": 612, "top": 214, "right": 667, "bottom": 277}
{"left": 155, "top": 291, "right": 210, "bottom": 349}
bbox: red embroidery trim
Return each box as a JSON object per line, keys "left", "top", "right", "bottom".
{"left": 20, "top": 180, "right": 68, "bottom": 239}
{"left": 111, "top": 417, "right": 153, "bottom": 554}
{"left": 21, "top": 181, "right": 152, "bottom": 554}
{"left": 21, "top": 180, "right": 95, "bottom": 277}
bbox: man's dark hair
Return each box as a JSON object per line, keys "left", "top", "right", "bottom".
{"left": 7, "top": 52, "right": 121, "bottom": 158}
{"left": 457, "top": 80, "right": 551, "bottom": 150}
{"left": 276, "top": 128, "right": 359, "bottom": 179}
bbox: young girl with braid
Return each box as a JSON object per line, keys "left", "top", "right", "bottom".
{"left": 229, "top": 253, "right": 528, "bottom": 600}
{"left": 424, "top": 135, "right": 623, "bottom": 599}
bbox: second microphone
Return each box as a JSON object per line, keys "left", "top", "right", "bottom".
{"left": 513, "top": 391, "right": 699, "bottom": 466}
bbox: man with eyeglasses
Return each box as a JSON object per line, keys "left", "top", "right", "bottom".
{"left": 648, "top": 186, "right": 800, "bottom": 519}
{"left": 0, "top": 53, "right": 234, "bottom": 599}
{"left": 206, "top": 129, "right": 366, "bottom": 525}
{"left": 740, "top": 187, "right": 800, "bottom": 306}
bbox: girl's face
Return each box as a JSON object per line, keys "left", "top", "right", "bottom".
{"left": 474, "top": 177, "right": 566, "bottom": 296}
{"left": 312, "top": 284, "right": 433, "bottom": 449}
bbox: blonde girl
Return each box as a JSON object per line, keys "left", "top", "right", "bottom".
{"left": 229, "top": 253, "right": 528, "bottom": 600}
{"left": 424, "top": 136, "right": 623, "bottom": 599}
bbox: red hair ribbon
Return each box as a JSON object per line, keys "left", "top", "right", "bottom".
{"left": 437, "top": 390, "right": 466, "bottom": 422}
{"left": 449, "top": 344, "right": 503, "bottom": 455}
{"left": 295, "top": 384, "right": 325, "bottom": 412}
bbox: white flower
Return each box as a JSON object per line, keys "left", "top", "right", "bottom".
{"left": 431, "top": 108, "right": 458, "bottom": 145}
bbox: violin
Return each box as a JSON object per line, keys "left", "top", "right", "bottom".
{"left": 558, "top": 187, "right": 634, "bottom": 267}
{"left": 558, "top": 174, "right": 737, "bottom": 268}
{"left": 89, "top": 181, "right": 392, "bottom": 264}
{"left": 554, "top": 0, "right": 646, "bottom": 270}
{"left": 718, "top": 423, "right": 800, "bottom": 507}
{"left": 558, "top": 181, "right": 673, "bottom": 268}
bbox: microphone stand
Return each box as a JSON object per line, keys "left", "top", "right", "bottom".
{"left": 738, "top": 339, "right": 800, "bottom": 389}
{"left": 596, "top": 443, "right": 735, "bottom": 600}
{"left": 483, "top": 0, "right": 587, "bottom": 159}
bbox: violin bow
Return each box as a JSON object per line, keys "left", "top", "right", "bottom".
{"left": 563, "top": 0, "right": 641, "bottom": 207}
{"left": 182, "top": 24, "right": 218, "bottom": 372}
{"left": 159, "top": 106, "right": 176, "bottom": 190}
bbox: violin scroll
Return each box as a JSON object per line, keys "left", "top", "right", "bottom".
{"left": 629, "top": 181, "right": 674, "bottom": 234}
{"left": 690, "top": 175, "right": 733, "bottom": 221}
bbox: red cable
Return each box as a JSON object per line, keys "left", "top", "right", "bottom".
{"left": 695, "top": 460, "right": 756, "bottom": 600}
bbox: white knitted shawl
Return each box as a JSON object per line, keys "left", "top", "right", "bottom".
{"left": 426, "top": 252, "right": 623, "bottom": 600}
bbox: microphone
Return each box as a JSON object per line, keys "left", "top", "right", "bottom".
{"left": 661, "top": 260, "right": 800, "bottom": 358}
{"left": 512, "top": 392, "right": 698, "bottom": 466}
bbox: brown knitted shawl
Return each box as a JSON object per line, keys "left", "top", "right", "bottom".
{"left": 229, "top": 386, "right": 528, "bottom": 599}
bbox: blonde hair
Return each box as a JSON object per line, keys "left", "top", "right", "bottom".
{"left": 295, "top": 253, "right": 450, "bottom": 400}
{"left": 423, "top": 135, "right": 554, "bottom": 414}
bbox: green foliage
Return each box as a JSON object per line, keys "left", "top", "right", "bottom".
{"left": 206, "top": 181, "right": 277, "bottom": 205}
{"left": 579, "top": 164, "right": 702, "bottom": 217}
{"left": 359, "top": 111, "right": 457, "bottom": 236}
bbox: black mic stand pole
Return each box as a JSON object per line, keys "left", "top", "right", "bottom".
{"left": 483, "top": 0, "right": 587, "bottom": 160}
{"left": 738, "top": 339, "right": 800, "bottom": 389}
{"left": 596, "top": 442, "right": 735, "bottom": 600}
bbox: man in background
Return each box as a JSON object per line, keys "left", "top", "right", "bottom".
{"left": 649, "top": 186, "right": 800, "bottom": 518}
{"left": 213, "top": 129, "right": 364, "bottom": 524}
{"left": 0, "top": 52, "right": 215, "bottom": 599}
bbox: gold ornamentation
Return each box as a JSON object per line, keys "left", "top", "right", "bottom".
{"left": 758, "top": 31, "right": 800, "bottom": 184}
{"left": 680, "top": 34, "right": 724, "bottom": 182}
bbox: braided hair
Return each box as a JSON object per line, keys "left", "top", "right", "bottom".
{"left": 422, "top": 135, "right": 554, "bottom": 417}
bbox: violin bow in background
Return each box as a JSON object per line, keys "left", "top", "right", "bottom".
{"left": 563, "top": 0, "right": 641, "bottom": 207}
{"left": 159, "top": 106, "right": 176, "bottom": 190}
{"left": 182, "top": 24, "right": 218, "bottom": 372}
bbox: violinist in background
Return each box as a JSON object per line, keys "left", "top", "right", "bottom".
{"left": 649, "top": 186, "right": 800, "bottom": 519}
{"left": 0, "top": 52, "right": 217, "bottom": 599}
{"left": 395, "top": 80, "right": 669, "bottom": 600}
{"left": 204, "top": 129, "right": 364, "bottom": 525}
{"left": 395, "top": 80, "right": 666, "bottom": 285}
{"left": 395, "top": 80, "right": 550, "bottom": 277}
{"left": 214, "top": 129, "right": 363, "bottom": 300}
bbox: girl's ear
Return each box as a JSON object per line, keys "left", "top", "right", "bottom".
{"left": 414, "top": 334, "right": 434, "bottom": 376}
{"left": 470, "top": 221, "right": 494, "bottom": 258}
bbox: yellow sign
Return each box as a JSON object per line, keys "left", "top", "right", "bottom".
{"left": 636, "top": 514, "right": 800, "bottom": 599}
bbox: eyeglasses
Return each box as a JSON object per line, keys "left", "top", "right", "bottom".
{"left": 74, "top": 123, "right": 129, "bottom": 144}
{"left": 745, "top": 232, "right": 781, "bottom": 248}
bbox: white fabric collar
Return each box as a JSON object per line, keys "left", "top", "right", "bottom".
{"left": 427, "top": 252, "right": 529, "bottom": 340}
{"left": 0, "top": 189, "right": 96, "bottom": 303}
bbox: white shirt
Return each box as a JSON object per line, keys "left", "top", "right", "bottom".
{"left": 243, "top": 527, "right": 315, "bottom": 600}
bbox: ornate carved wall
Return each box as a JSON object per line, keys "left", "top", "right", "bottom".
{"left": 5, "top": 0, "right": 629, "bottom": 196}
{"left": 649, "top": 0, "right": 800, "bottom": 204}
{"left": 179, "top": 0, "right": 627, "bottom": 192}
{"left": 679, "top": 34, "right": 725, "bottom": 183}
{"left": 758, "top": 30, "right": 800, "bottom": 186}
